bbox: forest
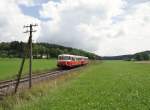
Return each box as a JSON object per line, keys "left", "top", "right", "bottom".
{"left": 0, "top": 41, "right": 101, "bottom": 60}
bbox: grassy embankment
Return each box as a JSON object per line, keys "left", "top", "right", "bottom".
{"left": 1, "top": 60, "right": 150, "bottom": 110}
{"left": 0, "top": 58, "right": 57, "bottom": 80}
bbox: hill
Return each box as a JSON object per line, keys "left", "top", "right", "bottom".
{"left": 102, "top": 55, "right": 133, "bottom": 60}
{"left": 0, "top": 41, "right": 101, "bottom": 60}
{"left": 133, "top": 51, "right": 150, "bottom": 61}
{"left": 102, "top": 51, "right": 150, "bottom": 61}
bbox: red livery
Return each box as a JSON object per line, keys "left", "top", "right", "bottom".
{"left": 57, "top": 54, "right": 89, "bottom": 68}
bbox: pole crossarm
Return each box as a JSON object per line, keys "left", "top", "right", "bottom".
{"left": 23, "top": 24, "right": 38, "bottom": 28}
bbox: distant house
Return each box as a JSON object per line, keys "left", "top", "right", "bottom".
{"left": 42, "top": 55, "right": 47, "bottom": 59}
{"left": 33, "top": 54, "right": 48, "bottom": 59}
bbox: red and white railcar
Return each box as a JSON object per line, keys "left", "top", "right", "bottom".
{"left": 57, "top": 54, "right": 88, "bottom": 68}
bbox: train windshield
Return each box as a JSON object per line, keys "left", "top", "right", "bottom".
{"left": 63, "top": 56, "right": 71, "bottom": 60}
{"left": 58, "top": 56, "right": 71, "bottom": 60}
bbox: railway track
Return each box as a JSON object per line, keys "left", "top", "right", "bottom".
{"left": 0, "top": 67, "right": 82, "bottom": 96}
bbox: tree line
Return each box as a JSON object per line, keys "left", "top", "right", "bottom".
{"left": 133, "top": 51, "right": 150, "bottom": 61}
{"left": 0, "top": 41, "right": 101, "bottom": 60}
{"left": 102, "top": 51, "right": 150, "bottom": 61}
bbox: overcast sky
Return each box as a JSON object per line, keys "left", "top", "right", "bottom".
{"left": 0, "top": 0, "right": 149, "bottom": 56}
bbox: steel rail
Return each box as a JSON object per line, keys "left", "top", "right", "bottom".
{"left": 0, "top": 70, "right": 65, "bottom": 89}
{"left": 0, "top": 67, "right": 83, "bottom": 94}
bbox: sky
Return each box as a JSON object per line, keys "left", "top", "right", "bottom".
{"left": 0, "top": 0, "right": 150, "bottom": 56}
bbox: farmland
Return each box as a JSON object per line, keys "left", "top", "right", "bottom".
{"left": 0, "top": 58, "right": 57, "bottom": 80}
{"left": 1, "top": 60, "right": 150, "bottom": 110}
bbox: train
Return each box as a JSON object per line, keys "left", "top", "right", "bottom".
{"left": 57, "top": 54, "right": 89, "bottom": 68}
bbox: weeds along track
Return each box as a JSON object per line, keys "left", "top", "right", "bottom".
{"left": 0, "top": 67, "right": 83, "bottom": 96}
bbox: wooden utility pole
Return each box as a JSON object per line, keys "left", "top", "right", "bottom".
{"left": 14, "top": 55, "right": 26, "bottom": 93}
{"left": 14, "top": 24, "right": 38, "bottom": 93}
{"left": 14, "top": 38, "right": 30, "bottom": 93}
{"left": 24, "top": 24, "right": 38, "bottom": 88}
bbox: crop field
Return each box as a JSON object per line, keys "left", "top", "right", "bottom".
{"left": 0, "top": 58, "right": 57, "bottom": 80}
{"left": 1, "top": 60, "right": 150, "bottom": 110}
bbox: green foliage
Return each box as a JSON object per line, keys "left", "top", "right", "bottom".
{"left": 134, "top": 52, "right": 149, "bottom": 61}
{"left": 0, "top": 41, "right": 101, "bottom": 60}
{"left": 1, "top": 61, "right": 150, "bottom": 110}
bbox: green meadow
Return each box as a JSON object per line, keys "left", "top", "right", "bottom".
{"left": 1, "top": 60, "right": 150, "bottom": 110}
{"left": 0, "top": 58, "right": 57, "bottom": 80}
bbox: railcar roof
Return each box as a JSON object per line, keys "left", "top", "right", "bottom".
{"left": 58, "top": 54, "right": 88, "bottom": 58}
{"left": 58, "top": 54, "right": 75, "bottom": 57}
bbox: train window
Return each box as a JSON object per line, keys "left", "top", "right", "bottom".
{"left": 72, "top": 57, "right": 75, "bottom": 61}
{"left": 76, "top": 58, "right": 79, "bottom": 61}
{"left": 63, "top": 56, "right": 70, "bottom": 60}
{"left": 58, "top": 56, "right": 63, "bottom": 60}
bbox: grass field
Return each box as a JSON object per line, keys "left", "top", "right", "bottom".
{"left": 1, "top": 60, "right": 150, "bottom": 110}
{"left": 0, "top": 58, "right": 57, "bottom": 80}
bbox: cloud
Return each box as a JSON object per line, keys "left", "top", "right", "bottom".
{"left": 126, "top": 0, "right": 150, "bottom": 5}
{"left": 38, "top": 0, "right": 126, "bottom": 52}
{"left": 97, "top": 1, "right": 150, "bottom": 56}
{"left": 37, "top": 0, "right": 150, "bottom": 56}
{"left": 0, "top": 0, "right": 40, "bottom": 42}
{"left": 0, "top": 0, "right": 150, "bottom": 56}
